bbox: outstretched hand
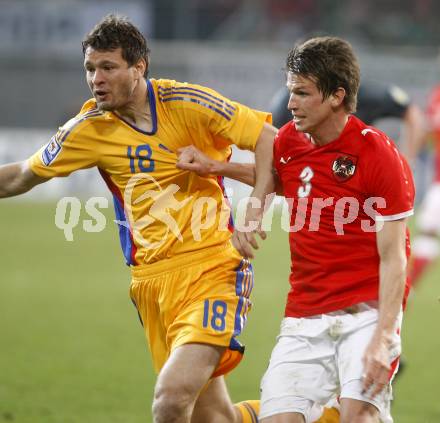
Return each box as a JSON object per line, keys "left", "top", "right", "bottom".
{"left": 176, "top": 145, "right": 216, "bottom": 177}
{"left": 362, "top": 333, "right": 393, "bottom": 398}
{"left": 232, "top": 199, "right": 267, "bottom": 259}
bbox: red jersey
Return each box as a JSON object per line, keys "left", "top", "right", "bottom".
{"left": 274, "top": 115, "right": 415, "bottom": 318}
{"left": 426, "top": 84, "right": 440, "bottom": 181}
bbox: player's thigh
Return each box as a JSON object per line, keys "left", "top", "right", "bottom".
{"left": 130, "top": 270, "right": 180, "bottom": 374}
{"left": 260, "top": 317, "right": 337, "bottom": 421}
{"left": 169, "top": 254, "right": 253, "bottom": 377}
{"left": 339, "top": 398, "right": 379, "bottom": 423}
{"left": 261, "top": 413, "right": 306, "bottom": 423}
{"left": 191, "top": 376, "right": 236, "bottom": 423}
{"left": 155, "top": 343, "right": 225, "bottom": 402}
{"left": 337, "top": 306, "right": 400, "bottom": 422}
{"left": 260, "top": 406, "right": 339, "bottom": 423}
{"left": 130, "top": 243, "right": 251, "bottom": 376}
{"left": 337, "top": 307, "right": 402, "bottom": 384}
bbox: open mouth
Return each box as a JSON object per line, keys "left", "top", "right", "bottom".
{"left": 95, "top": 91, "right": 108, "bottom": 100}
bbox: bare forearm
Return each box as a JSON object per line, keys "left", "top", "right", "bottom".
{"left": 210, "top": 161, "right": 256, "bottom": 186}
{"left": 213, "top": 161, "right": 286, "bottom": 197}
{"left": 213, "top": 124, "right": 277, "bottom": 196}
{"left": 176, "top": 135, "right": 280, "bottom": 193}
{"left": 0, "top": 162, "right": 26, "bottom": 197}
{"left": 375, "top": 219, "right": 408, "bottom": 340}
{"left": 362, "top": 220, "right": 408, "bottom": 395}
{"left": 0, "top": 161, "right": 47, "bottom": 198}
{"left": 252, "top": 123, "right": 277, "bottom": 202}
{"left": 377, "top": 256, "right": 407, "bottom": 336}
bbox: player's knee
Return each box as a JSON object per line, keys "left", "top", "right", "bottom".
{"left": 152, "top": 391, "right": 189, "bottom": 422}
{"left": 340, "top": 402, "right": 379, "bottom": 423}
{"left": 152, "top": 381, "right": 196, "bottom": 422}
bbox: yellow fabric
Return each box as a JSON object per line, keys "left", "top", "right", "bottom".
{"left": 129, "top": 243, "right": 253, "bottom": 376}
{"left": 28, "top": 78, "right": 271, "bottom": 266}
{"left": 235, "top": 400, "right": 260, "bottom": 423}
{"left": 315, "top": 407, "right": 340, "bottom": 423}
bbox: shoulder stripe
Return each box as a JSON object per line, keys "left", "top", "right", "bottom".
{"left": 83, "top": 107, "right": 101, "bottom": 116}
{"left": 159, "top": 89, "right": 235, "bottom": 117}
{"left": 161, "top": 96, "right": 232, "bottom": 121}
{"left": 158, "top": 86, "right": 236, "bottom": 112}
{"left": 81, "top": 110, "right": 103, "bottom": 119}
{"left": 58, "top": 111, "right": 103, "bottom": 145}
{"left": 55, "top": 128, "right": 67, "bottom": 144}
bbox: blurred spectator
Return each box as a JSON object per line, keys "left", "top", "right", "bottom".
{"left": 410, "top": 82, "right": 440, "bottom": 285}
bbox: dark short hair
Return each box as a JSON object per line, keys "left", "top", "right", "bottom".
{"left": 286, "top": 36, "right": 360, "bottom": 113}
{"left": 82, "top": 14, "right": 150, "bottom": 76}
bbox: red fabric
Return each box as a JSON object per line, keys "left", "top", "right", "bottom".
{"left": 426, "top": 85, "right": 440, "bottom": 182}
{"left": 274, "top": 116, "right": 415, "bottom": 317}
{"left": 388, "top": 356, "right": 401, "bottom": 381}
{"left": 409, "top": 256, "right": 432, "bottom": 287}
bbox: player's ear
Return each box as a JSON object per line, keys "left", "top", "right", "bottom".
{"left": 331, "top": 87, "right": 346, "bottom": 108}
{"left": 135, "top": 58, "right": 147, "bottom": 78}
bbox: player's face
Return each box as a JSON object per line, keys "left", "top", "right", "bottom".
{"left": 84, "top": 47, "right": 141, "bottom": 111}
{"left": 286, "top": 72, "right": 336, "bottom": 135}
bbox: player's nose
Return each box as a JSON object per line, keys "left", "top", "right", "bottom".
{"left": 287, "top": 93, "right": 297, "bottom": 111}
{"left": 92, "top": 69, "right": 106, "bottom": 85}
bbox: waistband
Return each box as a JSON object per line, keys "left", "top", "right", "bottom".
{"left": 131, "top": 242, "right": 238, "bottom": 281}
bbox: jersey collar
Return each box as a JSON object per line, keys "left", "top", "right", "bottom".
{"left": 111, "top": 79, "right": 158, "bottom": 136}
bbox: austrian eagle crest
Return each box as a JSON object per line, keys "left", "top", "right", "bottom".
{"left": 332, "top": 154, "right": 357, "bottom": 182}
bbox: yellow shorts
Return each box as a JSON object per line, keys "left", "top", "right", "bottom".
{"left": 129, "top": 242, "right": 253, "bottom": 377}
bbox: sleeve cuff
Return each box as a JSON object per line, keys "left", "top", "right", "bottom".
{"left": 375, "top": 209, "right": 414, "bottom": 222}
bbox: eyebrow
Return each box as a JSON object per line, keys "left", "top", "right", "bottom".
{"left": 84, "top": 59, "right": 118, "bottom": 67}
{"left": 287, "top": 83, "right": 307, "bottom": 90}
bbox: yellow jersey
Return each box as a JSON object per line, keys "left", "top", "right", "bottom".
{"left": 29, "top": 78, "right": 271, "bottom": 266}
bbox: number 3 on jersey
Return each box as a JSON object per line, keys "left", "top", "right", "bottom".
{"left": 128, "top": 144, "right": 155, "bottom": 173}
{"left": 298, "top": 166, "right": 314, "bottom": 198}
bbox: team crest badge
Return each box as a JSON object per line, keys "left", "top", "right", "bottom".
{"left": 332, "top": 153, "right": 357, "bottom": 182}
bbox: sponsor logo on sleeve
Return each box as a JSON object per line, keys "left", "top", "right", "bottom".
{"left": 42, "top": 136, "right": 62, "bottom": 165}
